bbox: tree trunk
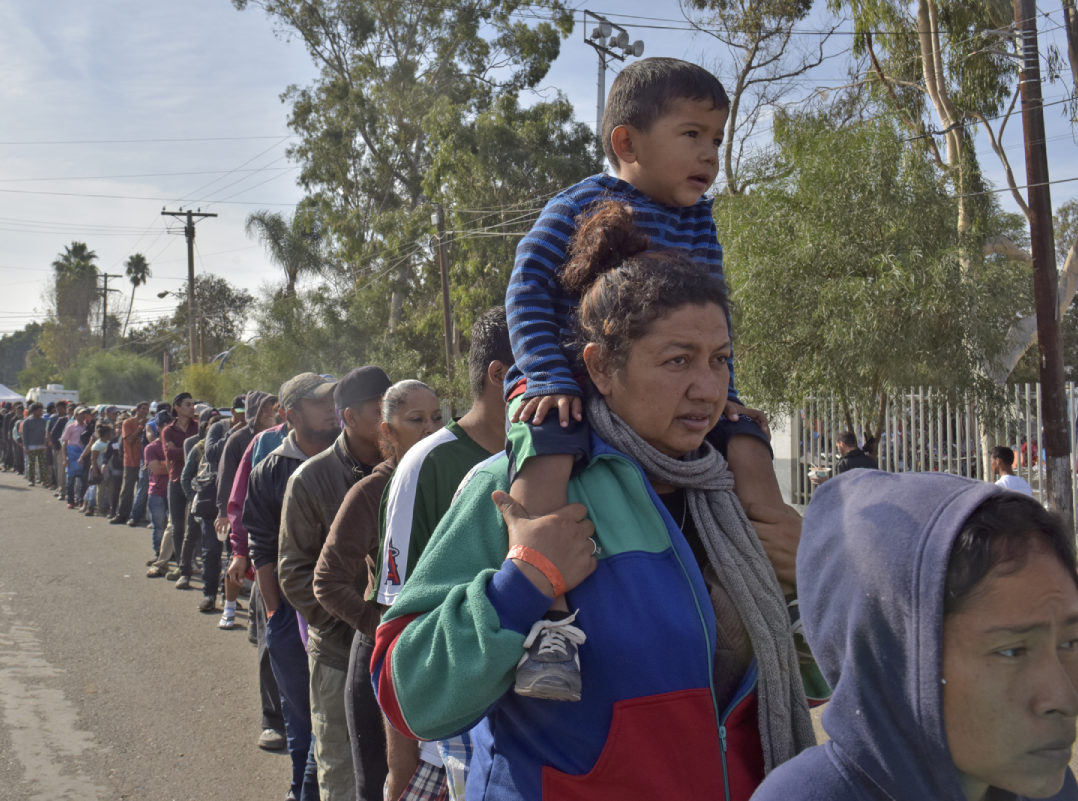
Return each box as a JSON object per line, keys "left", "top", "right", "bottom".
{"left": 122, "top": 289, "right": 136, "bottom": 339}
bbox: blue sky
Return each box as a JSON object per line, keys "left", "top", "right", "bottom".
{"left": 0, "top": 1, "right": 1075, "bottom": 338}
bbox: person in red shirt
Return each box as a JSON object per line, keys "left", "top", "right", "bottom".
{"left": 161, "top": 393, "right": 198, "bottom": 582}
{"left": 110, "top": 401, "right": 149, "bottom": 525}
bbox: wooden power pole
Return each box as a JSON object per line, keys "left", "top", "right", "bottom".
{"left": 433, "top": 205, "right": 454, "bottom": 378}
{"left": 161, "top": 208, "right": 217, "bottom": 364}
{"left": 1014, "top": 0, "right": 1073, "bottom": 531}
{"left": 99, "top": 272, "right": 122, "bottom": 350}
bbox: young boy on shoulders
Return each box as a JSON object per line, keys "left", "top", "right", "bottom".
{"left": 506, "top": 57, "right": 800, "bottom": 701}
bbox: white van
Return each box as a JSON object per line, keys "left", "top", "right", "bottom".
{"left": 25, "top": 384, "right": 80, "bottom": 408}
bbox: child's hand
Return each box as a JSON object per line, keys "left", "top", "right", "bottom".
{"left": 511, "top": 393, "right": 583, "bottom": 428}
{"left": 723, "top": 400, "right": 770, "bottom": 438}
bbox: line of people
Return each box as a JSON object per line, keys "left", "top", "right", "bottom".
{"left": 2, "top": 306, "right": 514, "bottom": 801}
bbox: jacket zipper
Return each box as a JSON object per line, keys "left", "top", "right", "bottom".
{"left": 605, "top": 452, "right": 734, "bottom": 801}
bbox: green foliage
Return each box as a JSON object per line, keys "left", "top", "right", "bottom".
{"left": 124, "top": 274, "right": 253, "bottom": 370}
{"left": 122, "top": 253, "right": 151, "bottom": 337}
{"left": 51, "top": 241, "right": 99, "bottom": 331}
{"left": 245, "top": 202, "right": 329, "bottom": 295}
{"left": 234, "top": 0, "right": 595, "bottom": 387}
{"left": 0, "top": 323, "right": 42, "bottom": 388}
{"left": 64, "top": 348, "right": 161, "bottom": 405}
{"left": 721, "top": 114, "right": 1024, "bottom": 429}
{"left": 178, "top": 363, "right": 248, "bottom": 407}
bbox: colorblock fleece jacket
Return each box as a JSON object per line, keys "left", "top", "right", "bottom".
{"left": 373, "top": 434, "right": 777, "bottom": 801}
{"left": 752, "top": 470, "right": 1078, "bottom": 801}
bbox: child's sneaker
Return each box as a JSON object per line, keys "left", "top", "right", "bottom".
{"left": 514, "top": 611, "right": 586, "bottom": 701}
{"left": 218, "top": 612, "right": 236, "bottom": 630}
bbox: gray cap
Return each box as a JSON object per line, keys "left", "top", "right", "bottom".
{"left": 279, "top": 372, "right": 337, "bottom": 410}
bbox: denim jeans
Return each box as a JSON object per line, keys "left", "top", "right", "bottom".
{"left": 168, "top": 480, "right": 188, "bottom": 567}
{"left": 130, "top": 464, "right": 149, "bottom": 523}
{"left": 198, "top": 515, "right": 222, "bottom": 600}
{"left": 265, "top": 595, "right": 318, "bottom": 801}
{"left": 147, "top": 494, "right": 168, "bottom": 555}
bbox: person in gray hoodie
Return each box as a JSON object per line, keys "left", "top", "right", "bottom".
{"left": 753, "top": 470, "right": 1078, "bottom": 801}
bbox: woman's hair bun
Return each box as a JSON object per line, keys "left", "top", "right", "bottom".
{"left": 561, "top": 201, "right": 650, "bottom": 295}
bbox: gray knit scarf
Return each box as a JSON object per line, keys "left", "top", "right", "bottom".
{"left": 587, "top": 393, "right": 815, "bottom": 772}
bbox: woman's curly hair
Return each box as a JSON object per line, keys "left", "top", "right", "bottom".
{"left": 561, "top": 201, "right": 729, "bottom": 370}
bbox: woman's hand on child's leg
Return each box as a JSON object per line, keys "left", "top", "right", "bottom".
{"left": 723, "top": 400, "right": 770, "bottom": 438}
{"left": 511, "top": 394, "right": 583, "bottom": 428}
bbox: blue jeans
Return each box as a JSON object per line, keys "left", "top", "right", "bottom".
{"left": 198, "top": 515, "right": 222, "bottom": 601}
{"left": 147, "top": 494, "right": 168, "bottom": 555}
{"left": 130, "top": 464, "right": 149, "bottom": 523}
{"left": 265, "top": 595, "right": 318, "bottom": 801}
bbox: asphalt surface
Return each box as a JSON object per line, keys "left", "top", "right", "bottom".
{"left": 0, "top": 469, "right": 290, "bottom": 801}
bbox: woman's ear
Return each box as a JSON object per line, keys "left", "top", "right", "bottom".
{"left": 610, "top": 124, "right": 638, "bottom": 166}
{"left": 583, "top": 343, "right": 614, "bottom": 396}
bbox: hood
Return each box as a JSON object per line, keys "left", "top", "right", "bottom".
{"left": 799, "top": 470, "right": 1003, "bottom": 799}
{"left": 245, "top": 390, "right": 275, "bottom": 432}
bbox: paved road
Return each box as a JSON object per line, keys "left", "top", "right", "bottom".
{"left": 0, "top": 469, "right": 290, "bottom": 801}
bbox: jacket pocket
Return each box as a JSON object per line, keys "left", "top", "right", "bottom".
{"left": 541, "top": 688, "right": 725, "bottom": 801}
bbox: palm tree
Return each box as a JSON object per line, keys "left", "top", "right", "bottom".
{"left": 121, "top": 253, "right": 151, "bottom": 338}
{"left": 51, "top": 241, "right": 98, "bottom": 328}
{"left": 244, "top": 207, "right": 324, "bottom": 296}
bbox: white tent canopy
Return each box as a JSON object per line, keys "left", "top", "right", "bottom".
{"left": 0, "top": 383, "right": 25, "bottom": 403}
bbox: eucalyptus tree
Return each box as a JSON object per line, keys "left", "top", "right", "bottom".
{"left": 835, "top": 0, "right": 1078, "bottom": 383}
{"left": 721, "top": 114, "right": 1024, "bottom": 443}
{"left": 680, "top": 0, "right": 838, "bottom": 195}
{"left": 232, "top": 0, "right": 586, "bottom": 339}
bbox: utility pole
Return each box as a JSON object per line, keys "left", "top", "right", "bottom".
{"left": 583, "top": 11, "right": 645, "bottom": 151}
{"left": 1014, "top": 0, "right": 1073, "bottom": 530}
{"left": 99, "top": 273, "right": 122, "bottom": 350}
{"left": 432, "top": 205, "right": 453, "bottom": 378}
{"left": 161, "top": 208, "right": 217, "bottom": 365}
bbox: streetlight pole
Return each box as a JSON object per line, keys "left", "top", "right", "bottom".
{"left": 583, "top": 11, "right": 645, "bottom": 152}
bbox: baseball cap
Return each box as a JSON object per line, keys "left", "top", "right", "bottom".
{"left": 333, "top": 366, "right": 392, "bottom": 409}
{"left": 278, "top": 372, "right": 337, "bottom": 410}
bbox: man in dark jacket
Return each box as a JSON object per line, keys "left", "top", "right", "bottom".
{"left": 46, "top": 401, "right": 69, "bottom": 491}
{"left": 753, "top": 470, "right": 1078, "bottom": 801}
{"left": 833, "top": 430, "right": 877, "bottom": 474}
{"left": 216, "top": 390, "right": 277, "bottom": 540}
{"left": 244, "top": 372, "right": 339, "bottom": 801}
{"left": 21, "top": 402, "right": 47, "bottom": 486}
{"left": 279, "top": 365, "right": 390, "bottom": 801}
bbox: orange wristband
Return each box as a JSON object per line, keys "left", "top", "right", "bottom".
{"left": 507, "top": 544, "right": 566, "bottom": 597}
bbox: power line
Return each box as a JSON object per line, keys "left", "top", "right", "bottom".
{"left": 0, "top": 167, "right": 294, "bottom": 184}
{"left": 0, "top": 135, "right": 296, "bottom": 146}
{"left": 0, "top": 187, "right": 298, "bottom": 207}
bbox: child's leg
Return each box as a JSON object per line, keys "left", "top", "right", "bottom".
{"left": 509, "top": 453, "right": 573, "bottom": 615}
{"left": 505, "top": 399, "right": 591, "bottom": 700}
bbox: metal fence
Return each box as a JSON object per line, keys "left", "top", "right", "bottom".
{"left": 790, "top": 383, "right": 1078, "bottom": 513}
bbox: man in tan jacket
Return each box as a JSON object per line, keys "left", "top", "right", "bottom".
{"left": 278, "top": 365, "right": 390, "bottom": 801}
